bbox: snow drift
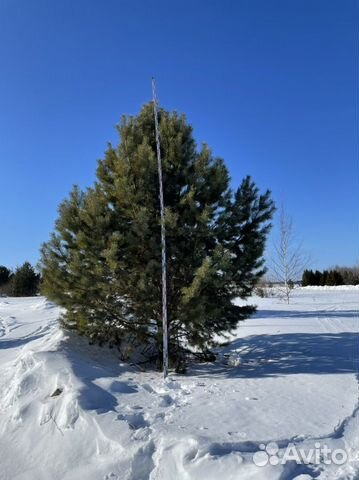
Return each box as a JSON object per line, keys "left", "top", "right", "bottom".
{"left": 0, "top": 289, "right": 358, "bottom": 479}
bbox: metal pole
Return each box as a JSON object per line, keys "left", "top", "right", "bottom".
{"left": 152, "top": 78, "right": 168, "bottom": 379}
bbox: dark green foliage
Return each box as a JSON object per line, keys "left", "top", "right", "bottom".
{"left": 326, "top": 270, "right": 344, "bottom": 286}
{"left": 302, "top": 269, "right": 322, "bottom": 286}
{"left": 11, "top": 262, "right": 40, "bottom": 297}
{"left": 0, "top": 265, "right": 12, "bottom": 295}
{"left": 0, "top": 266, "right": 11, "bottom": 286}
{"left": 302, "top": 269, "right": 315, "bottom": 286}
{"left": 332, "top": 266, "right": 359, "bottom": 285}
{"left": 313, "top": 270, "right": 322, "bottom": 286}
{"left": 302, "top": 268, "right": 345, "bottom": 286}
{"left": 320, "top": 270, "right": 329, "bottom": 286}
{"left": 40, "top": 103, "right": 275, "bottom": 366}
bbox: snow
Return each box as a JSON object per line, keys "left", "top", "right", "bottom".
{"left": 0, "top": 288, "right": 358, "bottom": 480}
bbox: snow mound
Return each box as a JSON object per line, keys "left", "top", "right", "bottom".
{"left": 0, "top": 292, "right": 358, "bottom": 480}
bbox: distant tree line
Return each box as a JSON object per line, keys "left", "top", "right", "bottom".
{"left": 0, "top": 262, "right": 40, "bottom": 296}
{"left": 302, "top": 266, "right": 359, "bottom": 286}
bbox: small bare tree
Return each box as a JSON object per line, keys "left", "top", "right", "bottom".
{"left": 270, "top": 206, "right": 308, "bottom": 303}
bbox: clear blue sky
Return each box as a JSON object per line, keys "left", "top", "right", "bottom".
{"left": 0, "top": 0, "right": 357, "bottom": 270}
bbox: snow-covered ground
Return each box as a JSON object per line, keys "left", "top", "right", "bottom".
{"left": 0, "top": 288, "right": 358, "bottom": 480}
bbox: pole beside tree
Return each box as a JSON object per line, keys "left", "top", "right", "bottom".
{"left": 152, "top": 78, "right": 169, "bottom": 379}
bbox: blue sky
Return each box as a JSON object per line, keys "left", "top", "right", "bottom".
{"left": 0, "top": 0, "right": 357, "bottom": 270}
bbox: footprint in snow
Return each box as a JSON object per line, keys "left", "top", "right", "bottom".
{"left": 154, "top": 412, "right": 165, "bottom": 421}
{"left": 117, "top": 412, "right": 149, "bottom": 430}
{"left": 159, "top": 394, "right": 174, "bottom": 407}
{"left": 164, "top": 380, "right": 182, "bottom": 390}
{"left": 141, "top": 383, "right": 156, "bottom": 394}
{"left": 109, "top": 381, "right": 137, "bottom": 394}
{"left": 104, "top": 473, "right": 120, "bottom": 480}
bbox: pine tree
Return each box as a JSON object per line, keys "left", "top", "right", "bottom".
{"left": 0, "top": 266, "right": 11, "bottom": 286}
{"left": 301, "top": 269, "right": 311, "bottom": 286}
{"left": 321, "top": 270, "right": 329, "bottom": 286}
{"left": 313, "top": 270, "right": 322, "bottom": 286}
{"left": 40, "top": 103, "right": 275, "bottom": 368}
{"left": 11, "top": 262, "right": 40, "bottom": 297}
{"left": 308, "top": 269, "right": 316, "bottom": 285}
{"left": 326, "top": 269, "right": 343, "bottom": 286}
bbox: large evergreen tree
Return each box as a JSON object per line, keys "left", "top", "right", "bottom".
{"left": 40, "top": 104, "right": 274, "bottom": 368}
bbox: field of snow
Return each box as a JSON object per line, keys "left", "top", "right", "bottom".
{"left": 0, "top": 288, "right": 358, "bottom": 480}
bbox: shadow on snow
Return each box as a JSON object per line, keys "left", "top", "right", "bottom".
{"left": 189, "top": 330, "right": 359, "bottom": 379}
{"left": 253, "top": 309, "right": 359, "bottom": 320}
{"left": 188, "top": 307, "right": 359, "bottom": 379}
{"left": 57, "top": 331, "right": 138, "bottom": 414}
